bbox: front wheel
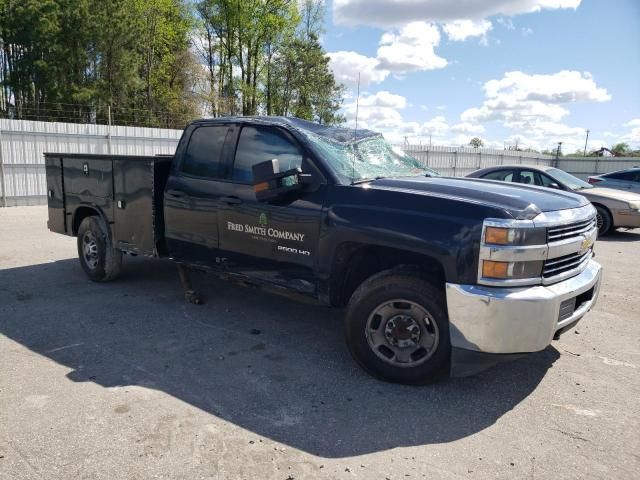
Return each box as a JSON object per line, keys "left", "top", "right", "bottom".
{"left": 595, "top": 205, "right": 613, "bottom": 236}
{"left": 345, "top": 269, "right": 451, "bottom": 385}
{"left": 77, "top": 216, "right": 122, "bottom": 282}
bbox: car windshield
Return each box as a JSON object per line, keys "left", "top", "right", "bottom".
{"left": 547, "top": 167, "right": 593, "bottom": 191}
{"left": 303, "top": 131, "right": 439, "bottom": 184}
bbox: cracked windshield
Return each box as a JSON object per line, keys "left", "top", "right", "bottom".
{"left": 305, "top": 132, "right": 440, "bottom": 184}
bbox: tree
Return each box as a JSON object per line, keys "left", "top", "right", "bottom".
{"left": 611, "top": 142, "right": 630, "bottom": 155}
{"left": 469, "top": 137, "right": 484, "bottom": 148}
{"left": 195, "top": 0, "right": 343, "bottom": 124}
{"left": 1, "top": 0, "right": 344, "bottom": 126}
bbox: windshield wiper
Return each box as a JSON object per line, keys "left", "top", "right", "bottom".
{"left": 351, "top": 176, "right": 386, "bottom": 185}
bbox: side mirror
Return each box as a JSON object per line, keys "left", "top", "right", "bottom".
{"left": 548, "top": 183, "right": 561, "bottom": 189}
{"left": 252, "top": 159, "right": 313, "bottom": 202}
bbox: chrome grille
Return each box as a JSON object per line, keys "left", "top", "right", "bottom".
{"left": 547, "top": 218, "right": 597, "bottom": 242}
{"left": 543, "top": 249, "right": 592, "bottom": 278}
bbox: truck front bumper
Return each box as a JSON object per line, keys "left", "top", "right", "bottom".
{"left": 445, "top": 259, "right": 602, "bottom": 376}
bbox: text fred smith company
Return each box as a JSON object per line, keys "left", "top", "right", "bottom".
{"left": 226, "top": 221, "right": 305, "bottom": 242}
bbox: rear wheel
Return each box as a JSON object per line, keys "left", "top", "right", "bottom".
{"left": 77, "top": 216, "right": 122, "bottom": 282}
{"left": 345, "top": 269, "right": 451, "bottom": 385}
{"left": 594, "top": 205, "right": 612, "bottom": 236}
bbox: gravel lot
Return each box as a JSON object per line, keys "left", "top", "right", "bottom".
{"left": 1, "top": 206, "right": 639, "bottom": 480}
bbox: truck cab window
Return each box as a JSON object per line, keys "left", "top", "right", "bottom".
{"left": 181, "top": 126, "right": 228, "bottom": 178}
{"left": 232, "top": 126, "right": 303, "bottom": 183}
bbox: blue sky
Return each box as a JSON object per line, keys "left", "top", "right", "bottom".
{"left": 323, "top": 0, "right": 640, "bottom": 152}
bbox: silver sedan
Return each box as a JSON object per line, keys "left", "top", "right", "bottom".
{"left": 588, "top": 167, "right": 640, "bottom": 194}
{"left": 467, "top": 165, "right": 640, "bottom": 235}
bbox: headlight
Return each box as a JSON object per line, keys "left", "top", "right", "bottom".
{"left": 479, "top": 219, "right": 546, "bottom": 286}
{"left": 483, "top": 225, "right": 546, "bottom": 246}
{"left": 481, "top": 260, "right": 543, "bottom": 280}
{"left": 628, "top": 200, "right": 640, "bottom": 211}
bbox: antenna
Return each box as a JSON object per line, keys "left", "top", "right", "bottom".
{"left": 352, "top": 72, "right": 361, "bottom": 182}
{"left": 354, "top": 72, "right": 361, "bottom": 141}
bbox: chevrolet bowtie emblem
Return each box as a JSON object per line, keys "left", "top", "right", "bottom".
{"left": 580, "top": 235, "right": 594, "bottom": 253}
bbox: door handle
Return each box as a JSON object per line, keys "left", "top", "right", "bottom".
{"left": 220, "top": 196, "right": 242, "bottom": 205}
{"left": 167, "top": 189, "right": 185, "bottom": 198}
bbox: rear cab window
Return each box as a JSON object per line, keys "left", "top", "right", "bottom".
{"left": 180, "top": 125, "right": 229, "bottom": 178}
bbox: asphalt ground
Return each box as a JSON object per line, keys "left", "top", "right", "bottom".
{"left": 1, "top": 206, "right": 639, "bottom": 479}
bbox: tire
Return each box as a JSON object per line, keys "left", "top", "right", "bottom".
{"left": 77, "top": 216, "right": 122, "bottom": 282}
{"left": 594, "top": 205, "right": 613, "bottom": 236}
{"left": 345, "top": 268, "right": 451, "bottom": 385}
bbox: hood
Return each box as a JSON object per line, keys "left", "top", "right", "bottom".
{"left": 579, "top": 187, "right": 640, "bottom": 203}
{"left": 367, "top": 176, "right": 589, "bottom": 218}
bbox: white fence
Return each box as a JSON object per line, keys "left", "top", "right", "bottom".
{"left": 556, "top": 157, "right": 639, "bottom": 180}
{"left": 0, "top": 119, "right": 638, "bottom": 206}
{"left": 0, "top": 119, "right": 182, "bottom": 206}
{"left": 399, "top": 145, "right": 638, "bottom": 180}
{"left": 400, "top": 145, "right": 554, "bottom": 177}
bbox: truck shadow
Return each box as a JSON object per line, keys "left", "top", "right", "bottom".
{"left": 599, "top": 229, "right": 640, "bottom": 242}
{"left": 0, "top": 256, "right": 559, "bottom": 458}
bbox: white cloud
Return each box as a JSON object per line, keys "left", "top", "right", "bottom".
{"left": 327, "top": 23, "right": 448, "bottom": 86}
{"left": 376, "top": 22, "right": 448, "bottom": 73}
{"left": 327, "top": 51, "right": 389, "bottom": 87}
{"left": 496, "top": 17, "right": 516, "bottom": 30}
{"left": 622, "top": 130, "right": 640, "bottom": 145}
{"left": 620, "top": 119, "right": 640, "bottom": 146}
{"left": 458, "top": 70, "right": 612, "bottom": 152}
{"left": 443, "top": 20, "right": 493, "bottom": 42}
{"left": 357, "top": 91, "right": 408, "bottom": 109}
{"left": 342, "top": 93, "right": 405, "bottom": 136}
{"left": 462, "top": 70, "right": 610, "bottom": 128}
{"left": 333, "top": 0, "right": 581, "bottom": 27}
{"left": 451, "top": 122, "right": 486, "bottom": 134}
{"left": 341, "top": 90, "right": 452, "bottom": 143}
{"left": 483, "top": 70, "right": 610, "bottom": 103}
{"left": 521, "top": 27, "right": 534, "bottom": 36}
{"left": 420, "top": 115, "right": 450, "bottom": 136}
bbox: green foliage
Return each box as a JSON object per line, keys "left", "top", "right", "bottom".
{"left": 0, "top": 0, "right": 344, "bottom": 126}
{"left": 469, "top": 137, "right": 484, "bottom": 148}
{"left": 1, "top": 0, "right": 222, "bottom": 127}
{"left": 195, "top": 0, "right": 344, "bottom": 124}
{"left": 611, "top": 142, "right": 630, "bottom": 154}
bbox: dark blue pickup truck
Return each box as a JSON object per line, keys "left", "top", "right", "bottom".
{"left": 45, "top": 117, "right": 602, "bottom": 384}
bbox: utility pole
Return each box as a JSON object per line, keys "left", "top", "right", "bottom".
{"left": 555, "top": 141, "right": 563, "bottom": 167}
{"left": 0, "top": 127, "right": 6, "bottom": 207}
{"left": 107, "top": 105, "right": 112, "bottom": 154}
{"left": 583, "top": 129, "right": 590, "bottom": 156}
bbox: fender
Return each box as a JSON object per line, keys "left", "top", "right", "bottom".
{"left": 71, "top": 204, "right": 114, "bottom": 242}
